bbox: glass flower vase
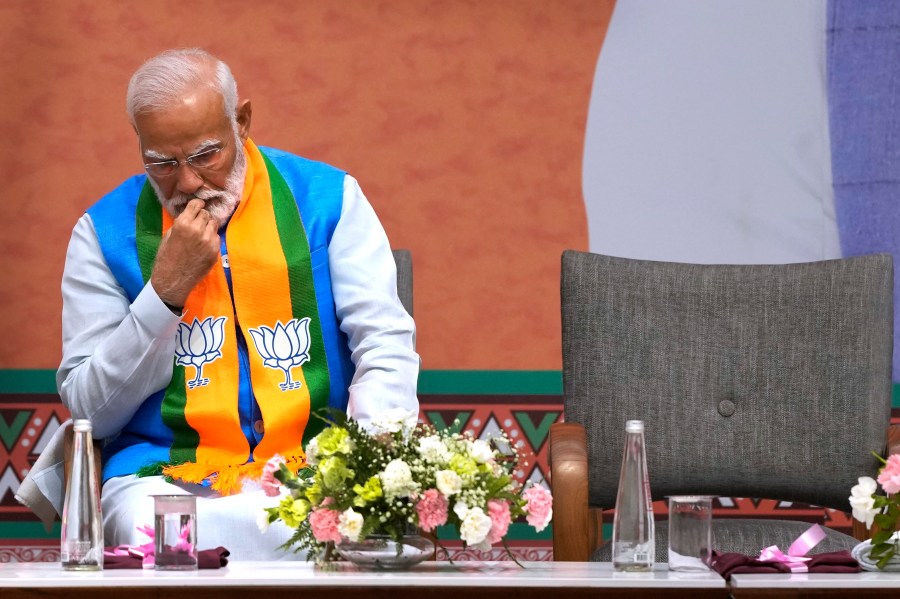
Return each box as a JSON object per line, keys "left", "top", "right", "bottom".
{"left": 334, "top": 533, "right": 434, "bottom": 570}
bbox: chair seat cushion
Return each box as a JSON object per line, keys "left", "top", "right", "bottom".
{"left": 590, "top": 519, "right": 859, "bottom": 563}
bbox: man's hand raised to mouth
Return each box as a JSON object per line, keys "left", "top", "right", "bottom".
{"left": 151, "top": 198, "right": 221, "bottom": 309}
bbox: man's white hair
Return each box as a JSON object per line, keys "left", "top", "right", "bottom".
{"left": 126, "top": 48, "right": 238, "bottom": 125}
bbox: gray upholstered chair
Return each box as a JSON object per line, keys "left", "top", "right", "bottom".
{"left": 550, "top": 250, "right": 899, "bottom": 562}
{"left": 392, "top": 249, "right": 414, "bottom": 316}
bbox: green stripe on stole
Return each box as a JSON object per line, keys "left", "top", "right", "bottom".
{"left": 135, "top": 182, "right": 196, "bottom": 465}
{"left": 263, "top": 153, "right": 331, "bottom": 445}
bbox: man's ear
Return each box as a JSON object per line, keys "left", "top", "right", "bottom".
{"left": 236, "top": 99, "right": 252, "bottom": 141}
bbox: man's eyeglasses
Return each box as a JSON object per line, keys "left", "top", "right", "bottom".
{"left": 143, "top": 144, "right": 226, "bottom": 178}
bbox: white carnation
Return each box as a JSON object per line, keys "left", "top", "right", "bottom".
{"left": 257, "top": 510, "right": 271, "bottom": 533}
{"left": 305, "top": 437, "right": 319, "bottom": 466}
{"left": 417, "top": 435, "right": 451, "bottom": 464}
{"left": 435, "top": 470, "right": 463, "bottom": 497}
{"left": 338, "top": 508, "right": 364, "bottom": 542}
{"left": 459, "top": 506, "right": 492, "bottom": 547}
{"left": 468, "top": 439, "right": 494, "bottom": 464}
{"left": 380, "top": 459, "right": 417, "bottom": 499}
{"left": 849, "top": 476, "right": 879, "bottom": 529}
{"left": 372, "top": 407, "right": 419, "bottom": 435}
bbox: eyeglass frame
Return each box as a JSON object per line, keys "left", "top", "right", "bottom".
{"left": 142, "top": 140, "right": 229, "bottom": 178}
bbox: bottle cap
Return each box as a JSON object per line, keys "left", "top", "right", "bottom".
{"left": 625, "top": 420, "right": 644, "bottom": 433}
{"left": 73, "top": 419, "right": 92, "bottom": 432}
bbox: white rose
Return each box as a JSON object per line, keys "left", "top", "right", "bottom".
{"left": 372, "top": 407, "right": 419, "bottom": 435}
{"left": 338, "top": 508, "right": 365, "bottom": 542}
{"left": 459, "top": 506, "right": 493, "bottom": 546}
{"left": 435, "top": 470, "right": 463, "bottom": 497}
{"left": 849, "top": 476, "right": 879, "bottom": 529}
{"left": 380, "top": 459, "right": 417, "bottom": 499}
{"left": 417, "top": 435, "right": 451, "bottom": 464}
{"left": 468, "top": 439, "right": 494, "bottom": 464}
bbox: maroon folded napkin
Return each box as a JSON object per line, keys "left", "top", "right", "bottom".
{"left": 709, "top": 550, "right": 859, "bottom": 580}
{"left": 104, "top": 546, "right": 230, "bottom": 569}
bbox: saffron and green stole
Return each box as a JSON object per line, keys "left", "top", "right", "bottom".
{"left": 135, "top": 140, "right": 329, "bottom": 495}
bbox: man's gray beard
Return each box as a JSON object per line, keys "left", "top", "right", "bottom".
{"left": 150, "top": 138, "right": 247, "bottom": 229}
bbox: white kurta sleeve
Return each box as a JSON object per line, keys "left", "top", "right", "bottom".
{"left": 329, "top": 176, "right": 420, "bottom": 427}
{"left": 57, "top": 214, "right": 182, "bottom": 440}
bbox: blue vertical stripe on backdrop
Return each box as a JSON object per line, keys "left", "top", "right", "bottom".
{"left": 827, "top": 0, "right": 900, "bottom": 382}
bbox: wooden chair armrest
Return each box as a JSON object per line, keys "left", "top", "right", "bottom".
{"left": 852, "top": 423, "right": 900, "bottom": 541}
{"left": 887, "top": 423, "right": 900, "bottom": 457}
{"left": 549, "top": 422, "right": 602, "bottom": 561}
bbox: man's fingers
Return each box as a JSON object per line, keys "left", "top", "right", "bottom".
{"left": 179, "top": 198, "right": 206, "bottom": 219}
{"left": 175, "top": 201, "right": 215, "bottom": 231}
{"left": 186, "top": 198, "right": 205, "bottom": 212}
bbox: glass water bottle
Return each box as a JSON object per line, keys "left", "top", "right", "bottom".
{"left": 612, "top": 419, "right": 655, "bottom": 571}
{"left": 60, "top": 419, "right": 104, "bottom": 570}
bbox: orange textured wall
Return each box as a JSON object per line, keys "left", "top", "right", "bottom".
{"left": 0, "top": 0, "right": 613, "bottom": 370}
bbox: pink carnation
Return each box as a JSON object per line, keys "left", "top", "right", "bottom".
{"left": 309, "top": 507, "right": 342, "bottom": 543}
{"left": 415, "top": 489, "right": 449, "bottom": 533}
{"left": 486, "top": 500, "right": 512, "bottom": 544}
{"left": 523, "top": 485, "right": 553, "bottom": 532}
{"left": 878, "top": 454, "right": 900, "bottom": 495}
{"left": 260, "top": 454, "right": 286, "bottom": 497}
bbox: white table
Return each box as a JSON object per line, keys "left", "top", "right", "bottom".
{"left": 0, "top": 561, "right": 728, "bottom": 599}
{"left": 731, "top": 571, "right": 900, "bottom": 598}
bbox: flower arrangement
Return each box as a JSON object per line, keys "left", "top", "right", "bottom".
{"left": 258, "top": 408, "right": 553, "bottom": 562}
{"left": 849, "top": 453, "right": 900, "bottom": 569}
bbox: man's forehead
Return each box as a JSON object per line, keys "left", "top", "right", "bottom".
{"left": 134, "top": 87, "right": 230, "bottom": 142}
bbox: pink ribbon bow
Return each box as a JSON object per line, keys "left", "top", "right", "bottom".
{"left": 757, "top": 523, "right": 826, "bottom": 573}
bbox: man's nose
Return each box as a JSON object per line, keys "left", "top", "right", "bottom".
{"left": 174, "top": 164, "right": 205, "bottom": 195}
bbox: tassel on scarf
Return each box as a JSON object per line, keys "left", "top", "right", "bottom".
{"left": 158, "top": 451, "right": 307, "bottom": 496}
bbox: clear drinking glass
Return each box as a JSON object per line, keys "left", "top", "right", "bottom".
{"left": 153, "top": 494, "right": 198, "bottom": 570}
{"left": 667, "top": 495, "right": 714, "bottom": 571}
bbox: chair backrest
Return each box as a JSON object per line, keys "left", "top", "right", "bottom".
{"left": 560, "top": 250, "right": 893, "bottom": 512}
{"left": 392, "top": 249, "right": 413, "bottom": 316}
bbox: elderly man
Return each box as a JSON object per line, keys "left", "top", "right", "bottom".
{"left": 55, "top": 48, "right": 419, "bottom": 559}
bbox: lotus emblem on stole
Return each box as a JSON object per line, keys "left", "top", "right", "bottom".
{"left": 174, "top": 316, "right": 227, "bottom": 389}
{"left": 248, "top": 318, "right": 312, "bottom": 391}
